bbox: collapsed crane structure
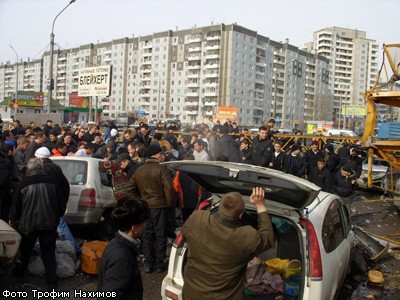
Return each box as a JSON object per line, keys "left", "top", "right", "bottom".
{"left": 362, "top": 44, "right": 400, "bottom": 190}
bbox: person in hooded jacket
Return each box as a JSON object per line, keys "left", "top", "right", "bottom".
{"left": 93, "top": 140, "right": 118, "bottom": 161}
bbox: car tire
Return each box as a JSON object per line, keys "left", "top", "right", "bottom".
{"left": 96, "top": 211, "right": 118, "bottom": 241}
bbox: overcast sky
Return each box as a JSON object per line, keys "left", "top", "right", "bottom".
{"left": 0, "top": 0, "right": 399, "bottom": 63}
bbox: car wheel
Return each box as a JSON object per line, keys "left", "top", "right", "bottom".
{"left": 96, "top": 211, "right": 117, "bottom": 241}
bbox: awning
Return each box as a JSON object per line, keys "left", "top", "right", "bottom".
{"left": 64, "top": 106, "right": 103, "bottom": 113}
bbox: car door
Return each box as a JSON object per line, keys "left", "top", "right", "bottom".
{"left": 320, "top": 199, "right": 353, "bottom": 298}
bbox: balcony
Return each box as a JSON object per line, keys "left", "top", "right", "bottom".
{"left": 187, "top": 64, "right": 201, "bottom": 70}
{"left": 187, "top": 110, "right": 198, "bottom": 115}
{"left": 187, "top": 37, "right": 202, "bottom": 43}
{"left": 205, "top": 72, "right": 219, "bottom": 78}
{"left": 142, "top": 42, "right": 153, "bottom": 49}
{"left": 204, "top": 82, "right": 218, "bottom": 87}
{"left": 187, "top": 82, "right": 200, "bottom": 88}
{"left": 204, "top": 64, "right": 219, "bottom": 69}
{"left": 187, "top": 54, "right": 201, "bottom": 61}
{"left": 204, "top": 110, "right": 213, "bottom": 116}
{"left": 204, "top": 101, "right": 218, "bottom": 106}
{"left": 188, "top": 47, "right": 201, "bottom": 53}
{"left": 204, "top": 91, "right": 217, "bottom": 97}
{"left": 186, "top": 92, "right": 199, "bottom": 97}
{"left": 206, "top": 35, "right": 221, "bottom": 41}
{"left": 187, "top": 72, "right": 200, "bottom": 78}
{"left": 143, "top": 58, "right": 152, "bottom": 65}
{"left": 206, "top": 44, "right": 220, "bottom": 50}
{"left": 205, "top": 53, "right": 219, "bottom": 59}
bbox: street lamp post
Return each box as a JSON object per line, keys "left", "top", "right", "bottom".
{"left": 48, "top": 0, "right": 76, "bottom": 113}
{"left": 9, "top": 45, "right": 18, "bottom": 118}
{"left": 157, "top": 76, "right": 161, "bottom": 121}
{"left": 273, "top": 68, "right": 277, "bottom": 119}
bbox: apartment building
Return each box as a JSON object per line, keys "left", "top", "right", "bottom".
{"left": 1, "top": 23, "right": 331, "bottom": 128}
{"left": 305, "top": 27, "right": 379, "bottom": 129}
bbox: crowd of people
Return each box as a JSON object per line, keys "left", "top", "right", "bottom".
{"left": 0, "top": 117, "right": 364, "bottom": 298}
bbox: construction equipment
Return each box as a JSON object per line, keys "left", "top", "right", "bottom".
{"left": 362, "top": 44, "right": 400, "bottom": 191}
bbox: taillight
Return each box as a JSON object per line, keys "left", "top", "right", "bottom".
{"left": 301, "top": 217, "right": 323, "bottom": 280}
{"left": 173, "top": 231, "right": 184, "bottom": 247}
{"left": 165, "top": 289, "right": 179, "bottom": 300}
{"left": 197, "top": 199, "right": 212, "bottom": 210}
{"left": 78, "top": 188, "right": 96, "bottom": 208}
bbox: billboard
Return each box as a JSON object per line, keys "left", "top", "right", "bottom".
{"left": 69, "top": 93, "right": 89, "bottom": 108}
{"left": 341, "top": 105, "right": 366, "bottom": 117}
{"left": 214, "top": 106, "right": 238, "bottom": 122}
{"left": 5, "top": 91, "right": 44, "bottom": 107}
{"left": 78, "top": 65, "right": 111, "bottom": 97}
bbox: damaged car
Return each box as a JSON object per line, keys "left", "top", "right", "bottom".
{"left": 161, "top": 161, "right": 354, "bottom": 300}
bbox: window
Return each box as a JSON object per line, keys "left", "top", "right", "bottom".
{"left": 322, "top": 200, "right": 345, "bottom": 253}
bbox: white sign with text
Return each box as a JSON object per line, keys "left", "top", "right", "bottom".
{"left": 78, "top": 66, "right": 111, "bottom": 97}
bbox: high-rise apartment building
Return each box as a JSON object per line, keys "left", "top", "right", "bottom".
{"left": 305, "top": 27, "right": 379, "bottom": 128}
{"left": 1, "top": 23, "right": 332, "bottom": 128}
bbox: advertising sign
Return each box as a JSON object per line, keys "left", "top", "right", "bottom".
{"left": 5, "top": 91, "right": 44, "bottom": 107}
{"left": 69, "top": 93, "right": 89, "bottom": 108}
{"left": 214, "top": 106, "right": 238, "bottom": 122}
{"left": 78, "top": 65, "right": 111, "bottom": 97}
{"left": 341, "top": 105, "right": 366, "bottom": 116}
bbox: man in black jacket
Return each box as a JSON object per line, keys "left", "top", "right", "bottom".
{"left": 0, "top": 148, "right": 12, "bottom": 221}
{"left": 10, "top": 158, "right": 66, "bottom": 288}
{"left": 269, "top": 141, "right": 286, "bottom": 171}
{"left": 246, "top": 126, "right": 274, "bottom": 167}
{"left": 213, "top": 126, "right": 241, "bottom": 162}
{"left": 285, "top": 144, "right": 306, "bottom": 177}
{"left": 304, "top": 141, "right": 324, "bottom": 177}
{"left": 309, "top": 158, "right": 332, "bottom": 192}
{"left": 98, "top": 200, "right": 149, "bottom": 300}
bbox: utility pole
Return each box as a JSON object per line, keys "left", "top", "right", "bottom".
{"left": 48, "top": 0, "right": 76, "bottom": 113}
{"left": 9, "top": 45, "right": 18, "bottom": 118}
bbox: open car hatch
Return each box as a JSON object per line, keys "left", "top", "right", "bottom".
{"left": 165, "top": 161, "right": 320, "bottom": 210}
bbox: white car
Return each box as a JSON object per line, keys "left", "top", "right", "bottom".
{"left": 161, "top": 161, "right": 354, "bottom": 300}
{"left": 51, "top": 156, "right": 117, "bottom": 240}
{"left": 357, "top": 158, "right": 389, "bottom": 188}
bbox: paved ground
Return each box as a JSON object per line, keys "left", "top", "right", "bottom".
{"left": 0, "top": 262, "right": 166, "bottom": 300}
{"left": 1, "top": 188, "right": 400, "bottom": 300}
{"left": 343, "top": 189, "right": 400, "bottom": 299}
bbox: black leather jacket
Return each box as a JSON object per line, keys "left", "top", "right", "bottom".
{"left": 10, "top": 173, "right": 66, "bottom": 234}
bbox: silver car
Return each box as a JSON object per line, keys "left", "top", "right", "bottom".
{"left": 51, "top": 156, "right": 117, "bottom": 240}
{"left": 161, "top": 161, "right": 354, "bottom": 300}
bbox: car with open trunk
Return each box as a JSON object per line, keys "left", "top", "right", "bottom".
{"left": 161, "top": 161, "right": 354, "bottom": 300}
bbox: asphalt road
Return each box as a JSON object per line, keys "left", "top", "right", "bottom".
{"left": 1, "top": 188, "right": 399, "bottom": 300}
{"left": 0, "top": 262, "right": 166, "bottom": 300}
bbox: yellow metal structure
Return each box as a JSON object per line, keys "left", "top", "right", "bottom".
{"left": 362, "top": 44, "right": 400, "bottom": 189}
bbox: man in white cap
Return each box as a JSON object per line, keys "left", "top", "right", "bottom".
{"left": 34, "top": 147, "right": 81, "bottom": 254}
